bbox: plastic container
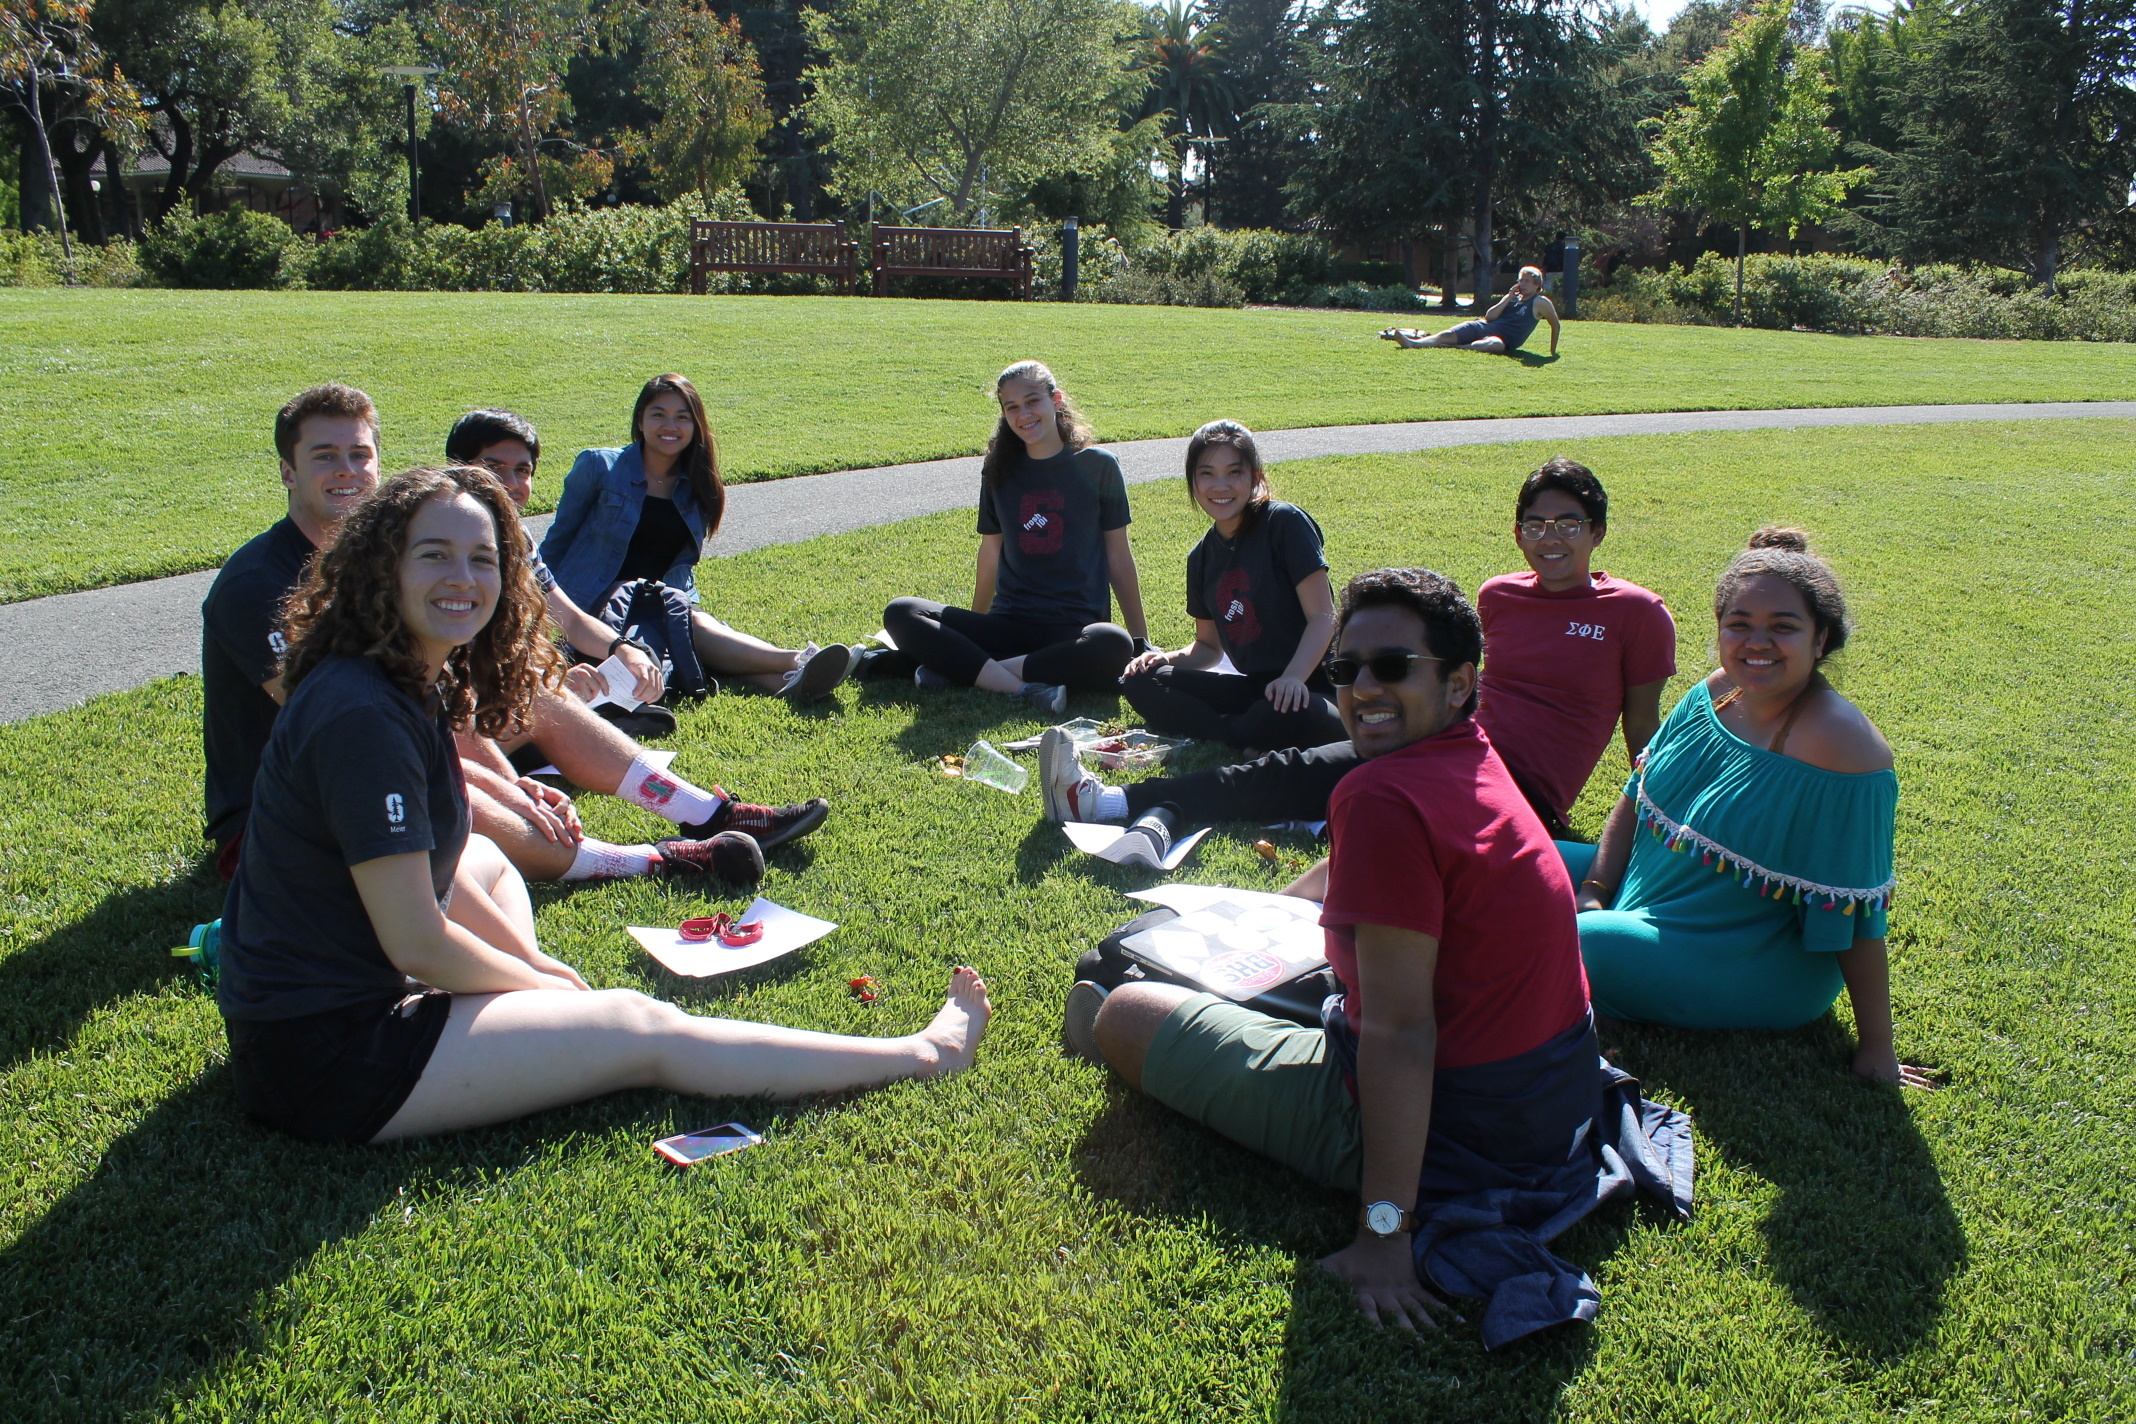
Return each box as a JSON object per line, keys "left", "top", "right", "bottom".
{"left": 171, "top": 919, "right": 223, "bottom": 987}
{"left": 962, "top": 739, "right": 1029, "bottom": 794}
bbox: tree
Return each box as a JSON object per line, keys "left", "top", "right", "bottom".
{"left": 1872, "top": 0, "right": 2136, "bottom": 288}
{"left": 0, "top": 0, "right": 142, "bottom": 264}
{"left": 1129, "top": 0, "right": 1234, "bottom": 229}
{"left": 636, "top": 0, "right": 772, "bottom": 203}
{"left": 1284, "top": 0, "right": 1646, "bottom": 305}
{"left": 428, "top": 0, "right": 604, "bottom": 222}
{"left": 1645, "top": 0, "right": 1868, "bottom": 320}
{"left": 1200, "top": 0, "right": 1312, "bottom": 228}
{"left": 803, "top": 0, "right": 1153, "bottom": 224}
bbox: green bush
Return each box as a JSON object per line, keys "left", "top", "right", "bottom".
{"left": 1078, "top": 265, "right": 1245, "bottom": 308}
{"left": 0, "top": 229, "right": 143, "bottom": 287}
{"left": 139, "top": 208, "right": 298, "bottom": 289}
{"left": 1127, "top": 227, "right": 1338, "bottom": 304}
{"left": 1287, "top": 281, "right": 1428, "bottom": 313}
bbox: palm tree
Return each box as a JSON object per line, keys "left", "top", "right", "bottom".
{"left": 1131, "top": 0, "right": 1236, "bottom": 229}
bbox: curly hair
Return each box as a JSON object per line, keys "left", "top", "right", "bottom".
{"left": 1184, "top": 420, "right": 1272, "bottom": 536}
{"left": 981, "top": 360, "right": 1095, "bottom": 488}
{"left": 1335, "top": 567, "right": 1484, "bottom": 718}
{"left": 1714, "top": 525, "right": 1851, "bottom": 661}
{"left": 278, "top": 466, "right": 564, "bottom": 735}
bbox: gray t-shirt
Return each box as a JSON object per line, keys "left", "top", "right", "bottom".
{"left": 1185, "top": 502, "right": 1328, "bottom": 675}
{"left": 975, "top": 446, "right": 1130, "bottom": 625}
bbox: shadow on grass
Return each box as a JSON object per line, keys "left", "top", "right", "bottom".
{"left": 1614, "top": 1014, "right": 1964, "bottom": 1358}
{"left": 0, "top": 869, "right": 226, "bottom": 1075}
{"left": 1510, "top": 350, "right": 1562, "bottom": 369}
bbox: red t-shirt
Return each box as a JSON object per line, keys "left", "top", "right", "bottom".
{"left": 1320, "top": 717, "right": 1590, "bottom": 1069}
{"left": 1475, "top": 570, "right": 1677, "bottom": 814}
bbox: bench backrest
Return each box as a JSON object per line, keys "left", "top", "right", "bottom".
{"left": 871, "top": 225, "right": 1031, "bottom": 273}
{"left": 691, "top": 220, "right": 855, "bottom": 273}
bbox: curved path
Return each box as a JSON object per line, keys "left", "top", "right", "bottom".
{"left": 5, "top": 400, "right": 2132, "bottom": 725}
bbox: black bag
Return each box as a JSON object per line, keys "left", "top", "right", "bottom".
{"left": 595, "top": 579, "right": 713, "bottom": 698}
{"left": 1075, "top": 907, "right": 1342, "bottom": 1030}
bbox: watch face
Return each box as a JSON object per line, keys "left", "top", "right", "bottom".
{"left": 1367, "top": 1202, "right": 1402, "bottom": 1236}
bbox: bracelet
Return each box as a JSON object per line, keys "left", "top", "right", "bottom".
{"left": 1580, "top": 878, "right": 1614, "bottom": 897}
{"left": 1131, "top": 636, "right": 1152, "bottom": 656}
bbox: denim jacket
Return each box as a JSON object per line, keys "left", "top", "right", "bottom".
{"left": 538, "top": 443, "right": 710, "bottom": 611}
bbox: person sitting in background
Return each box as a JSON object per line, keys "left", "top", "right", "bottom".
{"left": 1115, "top": 420, "right": 1343, "bottom": 752}
{"left": 217, "top": 464, "right": 991, "bottom": 1146}
{"left": 1563, "top": 528, "right": 1934, "bottom": 1088}
{"left": 1045, "top": 458, "right": 1674, "bottom": 843}
{"left": 538, "top": 372, "right": 853, "bottom": 700}
{"left": 1380, "top": 265, "right": 1560, "bottom": 356}
{"left": 1066, "top": 568, "right": 1690, "bottom": 1346}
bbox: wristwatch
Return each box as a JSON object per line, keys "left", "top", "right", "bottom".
{"left": 1360, "top": 1200, "right": 1417, "bottom": 1237}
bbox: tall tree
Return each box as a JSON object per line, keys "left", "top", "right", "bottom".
{"left": 1, "top": 0, "right": 142, "bottom": 256}
{"left": 1129, "top": 0, "right": 1234, "bottom": 229}
{"left": 1283, "top": 0, "right": 1645, "bottom": 304}
{"left": 1645, "top": 0, "right": 1868, "bottom": 320}
{"left": 427, "top": 0, "right": 603, "bottom": 222}
{"left": 803, "top": 0, "right": 1152, "bottom": 224}
{"left": 1201, "top": 0, "right": 1310, "bottom": 227}
{"left": 636, "top": 0, "right": 771, "bottom": 203}
{"left": 1873, "top": 0, "right": 2136, "bottom": 288}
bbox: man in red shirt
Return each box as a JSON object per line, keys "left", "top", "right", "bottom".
{"left": 1042, "top": 458, "right": 1675, "bottom": 841}
{"left": 1069, "top": 568, "right": 1691, "bottom": 1345}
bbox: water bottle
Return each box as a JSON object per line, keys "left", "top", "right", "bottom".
{"left": 170, "top": 919, "right": 223, "bottom": 987}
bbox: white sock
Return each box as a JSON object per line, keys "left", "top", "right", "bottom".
{"left": 559, "top": 840, "right": 660, "bottom": 881}
{"left": 1095, "top": 785, "right": 1129, "bottom": 823}
{"left": 618, "top": 754, "right": 725, "bottom": 827}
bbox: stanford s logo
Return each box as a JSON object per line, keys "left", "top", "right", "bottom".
{"left": 385, "top": 793, "right": 405, "bottom": 826}
{"left": 1017, "top": 491, "right": 1066, "bottom": 555}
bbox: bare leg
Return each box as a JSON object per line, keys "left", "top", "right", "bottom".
{"left": 373, "top": 968, "right": 993, "bottom": 1140}
{"left": 519, "top": 688, "right": 640, "bottom": 795}
{"left": 1467, "top": 335, "right": 1507, "bottom": 354}
{"left": 690, "top": 610, "right": 803, "bottom": 692}
{"left": 469, "top": 783, "right": 579, "bottom": 882}
{"left": 446, "top": 834, "right": 537, "bottom": 958}
{"left": 1091, "top": 981, "right": 1198, "bottom": 1092}
{"left": 974, "top": 659, "right": 1025, "bottom": 694}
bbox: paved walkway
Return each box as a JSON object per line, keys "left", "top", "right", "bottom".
{"left": 6, "top": 400, "right": 2132, "bottom": 725}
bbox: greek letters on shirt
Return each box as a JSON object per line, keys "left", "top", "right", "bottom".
{"left": 1215, "top": 567, "right": 1263, "bottom": 647}
{"left": 1017, "top": 491, "right": 1066, "bottom": 555}
{"left": 1567, "top": 620, "right": 1607, "bottom": 641}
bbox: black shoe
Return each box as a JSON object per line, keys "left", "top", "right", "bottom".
{"left": 652, "top": 831, "right": 764, "bottom": 884}
{"left": 851, "top": 647, "right": 912, "bottom": 682}
{"left": 781, "top": 644, "right": 852, "bottom": 701}
{"left": 680, "top": 792, "right": 830, "bottom": 853}
{"left": 594, "top": 701, "right": 678, "bottom": 739}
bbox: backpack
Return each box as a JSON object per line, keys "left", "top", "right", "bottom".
{"left": 595, "top": 579, "right": 713, "bottom": 699}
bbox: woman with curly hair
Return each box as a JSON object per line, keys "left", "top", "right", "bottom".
{"left": 1563, "top": 527, "right": 1932, "bottom": 1087}
{"left": 217, "top": 466, "right": 991, "bottom": 1144}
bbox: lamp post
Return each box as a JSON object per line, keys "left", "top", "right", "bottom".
{"left": 379, "top": 65, "right": 440, "bottom": 224}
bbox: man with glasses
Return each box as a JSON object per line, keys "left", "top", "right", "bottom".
{"left": 1042, "top": 457, "right": 1675, "bottom": 842}
{"left": 1065, "top": 567, "right": 1691, "bottom": 1340}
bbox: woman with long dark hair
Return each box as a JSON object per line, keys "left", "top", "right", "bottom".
{"left": 859, "top": 360, "right": 1147, "bottom": 716}
{"left": 1116, "top": 420, "right": 1341, "bottom": 750}
{"left": 540, "top": 373, "right": 853, "bottom": 700}
{"left": 218, "top": 466, "right": 990, "bottom": 1144}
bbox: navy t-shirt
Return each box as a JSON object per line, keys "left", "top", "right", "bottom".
{"left": 975, "top": 446, "right": 1130, "bottom": 625}
{"left": 200, "top": 517, "right": 315, "bottom": 846}
{"left": 1185, "top": 502, "right": 1329, "bottom": 675}
{"left": 217, "top": 654, "right": 471, "bottom": 1023}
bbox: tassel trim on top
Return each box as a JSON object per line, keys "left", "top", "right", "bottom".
{"left": 1634, "top": 763, "right": 1895, "bottom": 915}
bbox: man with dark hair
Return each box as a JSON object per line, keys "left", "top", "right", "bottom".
{"left": 1042, "top": 456, "right": 1674, "bottom": 842}
{"left": 1065, "top": 568, "right": 1691, "bottom": 1345}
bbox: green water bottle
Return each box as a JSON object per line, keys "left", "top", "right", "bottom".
{"left": 171, "top": 919, "right": 222, "bottom": 987}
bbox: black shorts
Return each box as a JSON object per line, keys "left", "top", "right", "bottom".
{"left": 224, "top": 990, "right": 452, "bottom": 1144}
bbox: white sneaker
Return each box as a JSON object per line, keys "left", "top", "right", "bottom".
{"left": 1063, "top": 980, "right": 1109, "bottom": 1064}
{"left": 1040, "top": 726, "right": 1107, "bottom": 824}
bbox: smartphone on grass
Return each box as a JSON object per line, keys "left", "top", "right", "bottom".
{"left": 653, "top": 1121, "right": 764, "bottom": 1166}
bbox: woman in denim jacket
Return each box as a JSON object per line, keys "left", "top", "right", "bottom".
{"left": 540, "top": 373, "right": 852, "bottom": 698}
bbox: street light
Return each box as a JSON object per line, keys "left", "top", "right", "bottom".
{"left": 379, "top": 65, "right": 440, "bottom": 224}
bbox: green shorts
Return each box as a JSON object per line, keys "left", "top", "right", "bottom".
{"left": 1140, "top": 992, "right": 1362, "bottom": 1193}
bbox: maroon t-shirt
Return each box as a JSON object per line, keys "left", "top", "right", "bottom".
{"left": 1319, "top": 717, "right": 1590, "bottom": 1069}
{"left": 1475, "top": 570, "right": 1677, "bottom": 814}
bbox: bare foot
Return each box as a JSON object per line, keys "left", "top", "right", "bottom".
{"left": 914, "top": 967, "right": 992, "bottom": 1076}
{"left": 1392, "top": 330, "right": 1439, "bottom": 349}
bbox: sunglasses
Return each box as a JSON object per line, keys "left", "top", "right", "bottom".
{"left": 1325, "top": 651, "right": 1443, "bottom": 687}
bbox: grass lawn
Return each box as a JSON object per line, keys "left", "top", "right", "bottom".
{"left": 3, "top": 419, "right": 2133, "bottom": 1421}
{"left": 8, "top": 288, "right": 2136, "bottom": 602}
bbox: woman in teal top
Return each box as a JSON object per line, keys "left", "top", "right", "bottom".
{"left": 1560, "top": 527, "right": 1932, "bottom": 1088}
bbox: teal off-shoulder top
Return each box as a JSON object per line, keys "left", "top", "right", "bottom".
{"left": 1561, "top": 683, "right": 1898, "bottom": 1029}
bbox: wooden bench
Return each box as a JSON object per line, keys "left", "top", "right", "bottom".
{"left": 870, "top": 225, "right": 1035, "bottom": 300}
{"left": 689, "top": 220, "right": 860, "bottom": 294}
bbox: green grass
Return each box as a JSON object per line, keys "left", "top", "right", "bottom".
{"left": 4, "top": 420, "right": 2133, "bottom": 1420}
{"left": 8, "top": 288, "right": 2136, "bottom": 602}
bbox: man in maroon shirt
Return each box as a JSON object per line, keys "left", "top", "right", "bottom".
{"left": 1068, "top": 568, "right": 1691, "bottom": 1345}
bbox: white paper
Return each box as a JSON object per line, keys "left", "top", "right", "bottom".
{"left": 868, "top": 626, "right": 897, "bottom": 651}
{"left": 628, "top": 897, "right": 837, "bottom": 977}
{"left": 1127, "top": 883, "right": 1323, "bottom": 914}
{"left": 1061, "top": 820, "right": 1211, "bottom": 870}
{"left": 585, "top": 654, "right": 645, "bottom": 711}
{"left": 526, "top": 746, "right": 672, "bottom": 782}
{"left": 1117, "top": 891, "right": 1328, "bottom": 1000}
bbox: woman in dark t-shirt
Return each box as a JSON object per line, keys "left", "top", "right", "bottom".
{"left": 221, "top": 465, "right": 991, "bottom": 1145}
{"left": 858, "top": 360, "right": 1148, "bottom": 717}
{"left": 1119, "top": 422, "right": 1342, "bottom": 750}
{"left": 539, "top": 373, "right": 854, "bottom": 700}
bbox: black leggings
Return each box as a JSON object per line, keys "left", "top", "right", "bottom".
{"left": 1120, "top": 664, "right": 1345, "bottom": 751}
{"left": 881, "top": 597, "right": 1134, "bottom": 691}
{"left": 1124, "top": 739, "right": 1361, "bottom": 822}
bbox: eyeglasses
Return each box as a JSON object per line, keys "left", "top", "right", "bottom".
{"left": 1517, "top": 517, "right": 1591, "bottom": 540}
{"left": 1326, "top": 651, "right": 1443, "bottom": 687}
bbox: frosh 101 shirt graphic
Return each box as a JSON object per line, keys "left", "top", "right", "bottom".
{"left": 975, "top": 446, "right": 1131, "bottom": 625}
{"left": 1184, "top": 502, "right": 1329, "bottom": 676}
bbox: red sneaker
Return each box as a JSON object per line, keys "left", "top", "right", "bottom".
{"left": 652, "top": 831, "right": 764, "bottom": 884}
{"left": 683, "top": 793, "right": 830, "bottom": 853}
